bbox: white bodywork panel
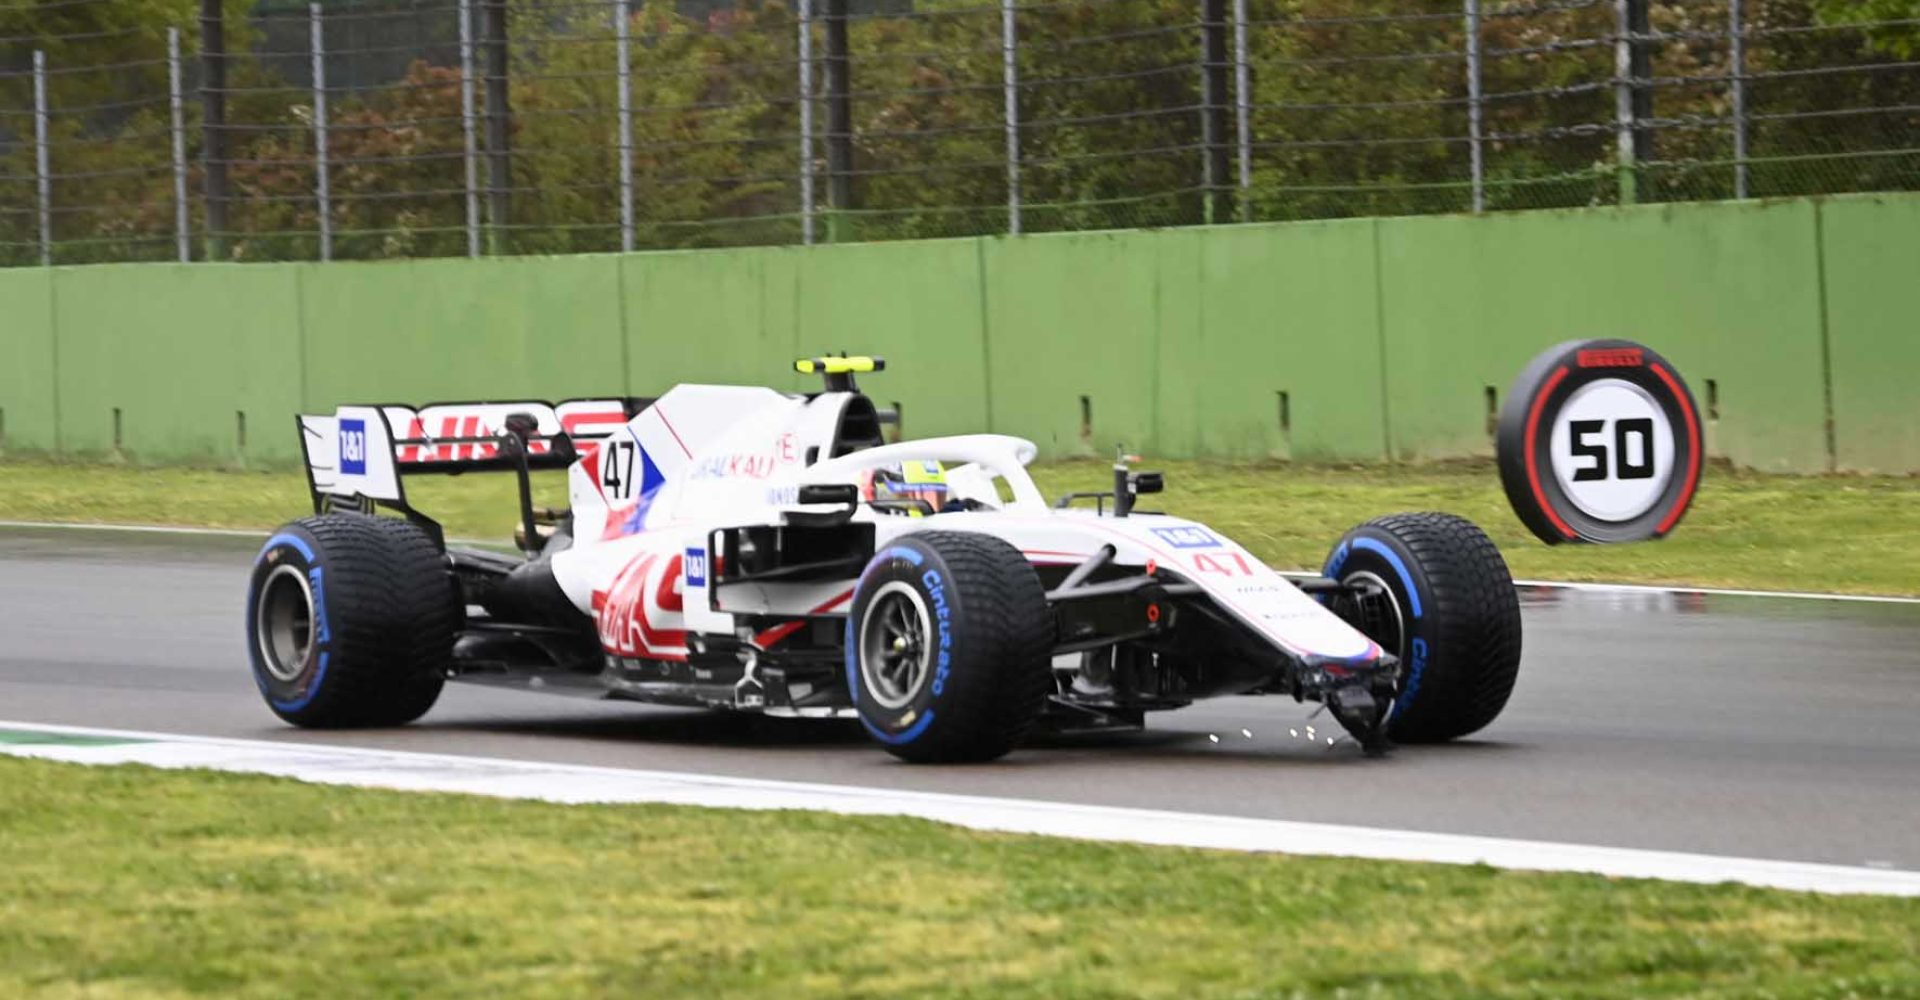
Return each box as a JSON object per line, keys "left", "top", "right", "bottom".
{"left": 894, "top": 511, "right": 1378, "bottom": 663}
{"left": 545, "top": 389, "right": 1379, "bottom": 668}
{"left": 299, "top": 405, "right": 405, "bottom": 502}
{"left": 302, "top": 383, "right": 1380, "bottom": 670}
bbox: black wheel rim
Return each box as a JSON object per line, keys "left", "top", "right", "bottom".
{"left": 256, "top": 564, "right": 315, "bottom": 683}
{"left": 858, "top": 582, "right": 932, "bottom": 710}
{"left": 1340, "top": 569, "right": 1407, "bottom": 665}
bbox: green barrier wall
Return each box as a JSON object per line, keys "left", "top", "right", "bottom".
{"left": 303, "top": 256, "right": 627, "bottom": 412}
{"left": 1, "top": 193, "right": 1913, "bottom": 472}
{"left": 54, "top": 265, "right": 305, "bottom": 463}
{"left": 0, "top": 268, "right": 55, "bottom": 453}
{"left": 983, "top": 229, "right": 1170, "bottom": 455}
{"left": 622, "top": 248, "right": 803, "bottom": 394}
{"left": 1176, "top": 220, "right": 1387, "bottom": 462}
{"left": 1377, "top": 200, "right": 1830, "bottom": 472}
{"left": 1818, "top": 195, "right": 1920, "bottom": 474}
{"left": 793, "top": 240, "right": 992, "bottom": 440}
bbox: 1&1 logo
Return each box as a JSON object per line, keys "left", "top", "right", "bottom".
{"left": 1151, "top": 526, "right": 1221, "bottom": 549}
{"left": 339, "top": 418, "right": 368, "bottom": 476}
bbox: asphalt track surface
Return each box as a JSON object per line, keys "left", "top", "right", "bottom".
{"left": 3, "top": 526, "right": 1915, "bottom": 871}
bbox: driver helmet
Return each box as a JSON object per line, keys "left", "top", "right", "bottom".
{"left": 860, "top": 460, "right": 949, "bottom": 514}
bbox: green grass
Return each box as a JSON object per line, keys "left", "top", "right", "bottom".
{"left": 2, "top": 756, "right": 1916, "bottom": 999}
{"left": 3, "top": 457, "right": 1915, "bottom": 595}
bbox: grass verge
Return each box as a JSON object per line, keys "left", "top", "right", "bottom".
{"left": 3, "top": 457, "right": 1914, "bottom": 595}
{"left": 3, "top": 756, "right": 1917, "bottom": 999}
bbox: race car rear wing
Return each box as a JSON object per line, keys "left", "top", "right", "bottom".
{"left": 297, "top": 398, "right": 649, "bottom": 549}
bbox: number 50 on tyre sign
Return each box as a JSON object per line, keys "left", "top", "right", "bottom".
{"left": 1495, "top": 339, "right": 1704, "bottom": 545}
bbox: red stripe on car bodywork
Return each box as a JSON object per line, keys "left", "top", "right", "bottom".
{"left": 752, "top": 589, "right": 855, "bottom": 649}
{"left": 653, "top": 404, "right": 693, "bottom": 459}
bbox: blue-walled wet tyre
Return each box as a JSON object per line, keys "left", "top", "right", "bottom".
{"left": 246, "top": 514, "right": 453, "bottom": 728}
{"left": 847, "top": 531, "right": 1052, "bottom": 763}
{"left": 1323, "top": 513, "right": 1522, "bottom": 743}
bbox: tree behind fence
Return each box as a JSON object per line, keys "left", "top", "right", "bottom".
{"left": 1, "top": 0, "right": 1916, "bottom": 265}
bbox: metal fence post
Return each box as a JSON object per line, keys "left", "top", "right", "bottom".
{"left": 1002, "top": 0, "right": 1020, "bottom": 235}
{"left": 1232, "top": 0, "right": 1251, "bottom": 222}
{"left": 1465, "top": 0, "right": 1484, "bottom": 213}
{"left": 798, "top": 0, "right": 814, "bottom": 246}
{"left": 458, "top": 0, "right": 480, "bottom": 257}
{"left": 200, "top": 0, "right": 228, "bottom": 260}
{"left": 1730, "top": 0, "right": 1747, "bottom": 198}
{"left": 31, "top": 48, "right": 51, "bottom": 266}
{"left": 310, "top": 3, "right": 331, "bottom": 261}
{"left": 1628, "top": 0, "right": 1651, "bottom": 165}
{"left": 168, "top": 28, "right": 190, "bottom": 261}
{"left": 823, "top": 0, "right": 853, "bottom": 236}
{"left": 32, "top": 50, "right": 50, "bottom": 266}
{"left": 1200, "top": 0, "right": 1229, "bottom": 224}
{"left": 1613, "top": 0, "right": 1637, "bottom": 204}
{"left": 615, "top": 0, "right": 634, "bottom": 252}
{"left": 481, "top": 0, "right": 512, "bottom": 249}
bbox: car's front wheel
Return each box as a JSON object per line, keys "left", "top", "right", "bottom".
{"left": 1323, "top": 512, "right": 1522, "bottom": 743}
{"left": 846, "top": 531, "right": 1052, "bottom": 763}
{"left": 246, "top": 514, "right": 454, "bottom": 728}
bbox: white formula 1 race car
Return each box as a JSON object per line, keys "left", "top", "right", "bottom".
{"left": 248, "top": 358, "right": 1522, "bottom": 761}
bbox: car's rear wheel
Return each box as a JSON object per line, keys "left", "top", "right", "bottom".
{"left": 846, "top": 531, "right": 1052, "bottom": 763}
{"left": 1323, "top": 512, "right": 1522, "bottom": 743}
{"left": 246, "top": 514, "right": 454, "bottom": 727}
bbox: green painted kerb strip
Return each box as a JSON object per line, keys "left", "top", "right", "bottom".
{"left": 0, "top": 728, "right": 150, "bottom": 747}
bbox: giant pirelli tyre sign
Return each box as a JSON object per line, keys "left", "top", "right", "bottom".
{"left": 1495, "top": 339, "right": 1704, "bottom": 545}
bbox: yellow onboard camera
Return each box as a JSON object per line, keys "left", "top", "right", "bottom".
{"left": 794, "top": 355, "right": 886, "bottom": 391}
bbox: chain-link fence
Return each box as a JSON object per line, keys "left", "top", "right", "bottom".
{"left": 3, "top": 0, "right": 1917, "bottom": 265}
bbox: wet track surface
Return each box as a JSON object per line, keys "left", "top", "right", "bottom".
{"left": 2, "top": 526, "right": 1915, "bottom": 870}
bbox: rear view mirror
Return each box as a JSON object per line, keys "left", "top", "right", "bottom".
{"left": 796, "top": 483, "right": 859, "bottom": 506}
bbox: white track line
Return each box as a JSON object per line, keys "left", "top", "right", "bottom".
{"left": 7, "top": 519, "right": 1917, "bottom": 603}
{"left": 0, "top": 519, "right": 267, "bottom": 538}
{"left": 1, "top": 720, "right": 1914, "bottom": 897}
{"left": 1507, "top": 578, "right": 1920, "bottom": 605}
{"left": 0, "top": 520, "right": 506, "bottom": 550}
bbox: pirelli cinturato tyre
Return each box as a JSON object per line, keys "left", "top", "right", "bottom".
{"left": 846, "top": 531, "right": 1052, "bottom": 763}
{"left": 246, "top": 514, "right": 454, "bottom": 728}
{"left": 1322, "top": 513, "right": 1522, "bottom": 744}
